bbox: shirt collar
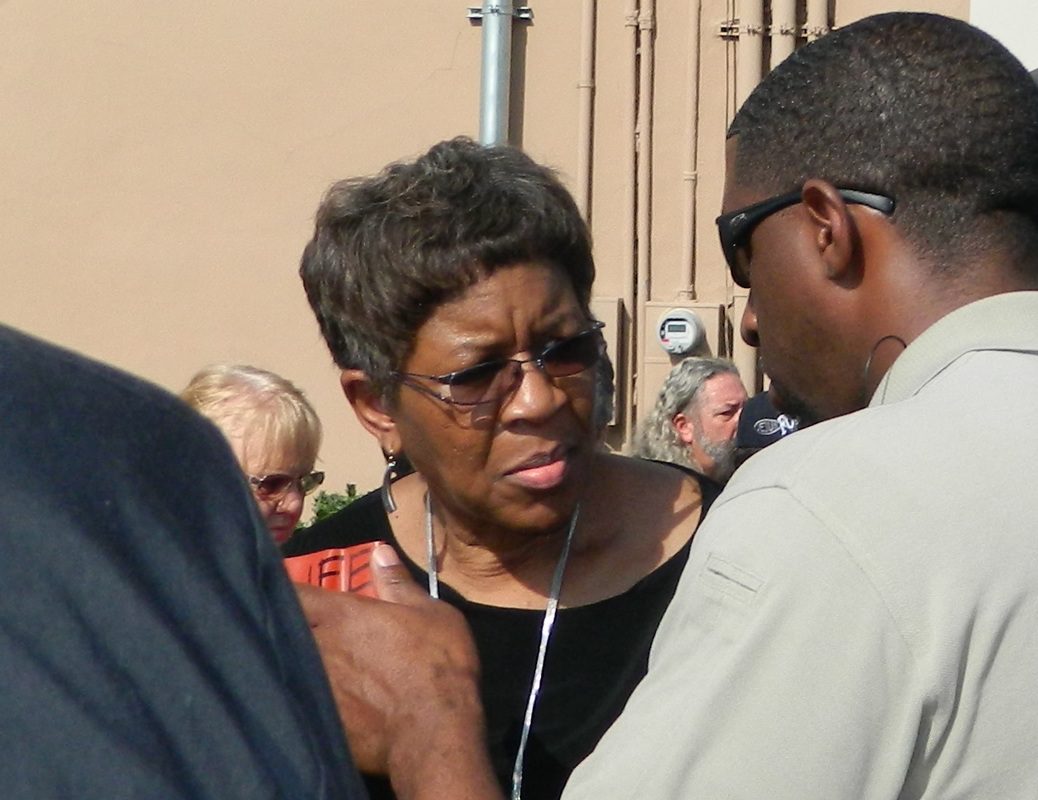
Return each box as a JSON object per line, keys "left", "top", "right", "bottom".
{"left": 870, "top": 291, "right": 1038, "bottom": 407}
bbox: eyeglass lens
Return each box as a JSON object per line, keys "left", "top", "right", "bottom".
{"left": 729, "top": 247, "right": 752, "bottom": 289}
{"left": 251, "top": 471, "right": 324, "bottom": 498}
{"left": 446, "top": 327, "right": 603, "bottom": 405}
{"left": 718, "top": 189, "right": 895, "bottom": 289}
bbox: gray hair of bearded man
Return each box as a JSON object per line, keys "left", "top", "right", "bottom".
{"left": 634, "top": 357, "right": 741, "bottom": 469}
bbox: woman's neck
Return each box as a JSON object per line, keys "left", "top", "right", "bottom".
{"left": 386, "top": 453, "right": 703, "bottom": 608}
{"left": 430, "top": 493, "right": 578, "bottom": 607}
{"left": 386, "top": 472, "right": 579, "bottom": 607}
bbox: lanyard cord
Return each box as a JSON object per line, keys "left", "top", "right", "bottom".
{"left": 424, "top": 493, "right": 579, "bottom": 800}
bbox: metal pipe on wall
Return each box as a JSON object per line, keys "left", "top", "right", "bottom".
{"left": 770, "top": 0, "right": 797, "bottom": 67}
{"left": 805, "top": 0, "right": 830, "bottom": 41}
{"left": 478, "top": 0, "right": 514, "bottom": 144}
{"left": 619, "top": 0, "right": 639, "bottom": 445}
{"left": 633, "top": 0, "right": 656, "bottom": 434}
{"left": 731, "top": 0, "right": 764, "bottom": 390}
{"left": 680, "top": 1, "right": 703, "bottom": 296}
{"left": 575, "top": 0, "right": 597, "bottom": 220}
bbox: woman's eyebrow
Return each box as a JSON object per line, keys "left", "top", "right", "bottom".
{"left": 431, "top": 312, "right": 589, "bottom": 366}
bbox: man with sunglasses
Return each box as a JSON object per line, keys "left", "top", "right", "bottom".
{"left": 561, "top": 11, "right": 1038, "bottom": 799}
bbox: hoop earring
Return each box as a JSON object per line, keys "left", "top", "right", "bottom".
{"left": 863, "top": 334, "right": 907, "bottom": 386}
{"left": 381, "top": 453, "right": 400, "bottom": 515}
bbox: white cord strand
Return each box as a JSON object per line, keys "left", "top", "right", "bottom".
{"left": 422, "top": 494, "right": 580, "bottom": 800}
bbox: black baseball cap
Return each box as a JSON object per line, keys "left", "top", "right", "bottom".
{"left": 737, "top": 391, "right": 800, "bottom": 450}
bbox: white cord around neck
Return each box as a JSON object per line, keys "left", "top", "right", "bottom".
{"left": 423, "top": 492, "right": 580, "bottom": 800}
{"left": 423, "top": 491, "right": 439, "bottom": 599}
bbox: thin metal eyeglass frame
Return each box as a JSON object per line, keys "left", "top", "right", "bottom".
{"left": 394, "top": 321, "right": 606, "bottom": 407}
{"left": 715, "top": 188, "right": 896, "bottom": 288}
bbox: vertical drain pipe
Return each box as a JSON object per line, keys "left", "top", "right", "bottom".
{"left": 575, "top": 0, "right": 597, "bottom": 220}
{"left": 805, "top": 0, "right": 830, "bottom": 41}
{"left": 478, "top": 0, "right": 514, "bottom": 145}
{"left": 633, "top": 0, "right": 656, "bottom": 432}
{"left": 770, "top": 0, "right": 796, "bottom": 67}
{"left": 730, "top": 0, "right": 764, "bottom": 388}
{"left": 680, "top": 0, "right": 702, "bottom": 297}
{"left": 620, "top": 0, "right": 639, "bottom": 446}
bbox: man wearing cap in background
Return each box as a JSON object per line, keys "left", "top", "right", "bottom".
{"left": 733, "top": 389, "right": 800, "bottom": 467}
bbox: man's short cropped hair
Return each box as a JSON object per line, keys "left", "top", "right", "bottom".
{"left": 729, "top": 12, "right": 1038, "bottom": 277}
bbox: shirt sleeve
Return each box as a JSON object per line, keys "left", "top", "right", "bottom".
{"left": 562, "top": 485, "right": 921, "bottom": 800}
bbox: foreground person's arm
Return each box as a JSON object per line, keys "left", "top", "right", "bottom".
{"left": 297, "top": 544, "right": 504, "bottom": 800}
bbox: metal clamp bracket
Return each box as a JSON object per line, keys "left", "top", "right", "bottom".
{"left": 467, "top": 6, "right": 533, "bottom": 21}
{"left": 718, "top": 19, "right": 763, "bottom": 39}
{"left": 719, "top": 19, "right": 831, "bottom": 39}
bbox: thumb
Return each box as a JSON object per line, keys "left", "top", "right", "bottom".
{"left": 371, "top": 542, "right": 431, "bottom": 605}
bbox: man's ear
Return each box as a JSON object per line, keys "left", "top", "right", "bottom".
{"left": 340, "top": 370, "right": 400, "bottom": 454}
{"left": 672, "top": 412, "right": 696, "bottom": 446}
{"left": 801, "top": 179, "right": 862, "bottom": 286}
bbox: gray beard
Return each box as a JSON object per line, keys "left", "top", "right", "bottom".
{"left": 697, "top": 432, "right": 738, "bottom": 483}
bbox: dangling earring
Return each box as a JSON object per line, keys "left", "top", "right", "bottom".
{"left": 381, "top": 452, "right": 399, "bottom": 514}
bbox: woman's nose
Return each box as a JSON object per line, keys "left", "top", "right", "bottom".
{"left": 275, "top": 485, "right": 305, "bottom": 510}
{"left": 500, "top": 360, "right": 565, "bottom": 423}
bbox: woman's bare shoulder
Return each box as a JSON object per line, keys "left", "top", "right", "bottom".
{"left": 583, "top": 455, "right": 703, "bottom": 552}
{"left": 593, "top": 452, "right": 703, "bottom": 512}
{"left": 564, "top": 454, "right": 703, "bottom": 604}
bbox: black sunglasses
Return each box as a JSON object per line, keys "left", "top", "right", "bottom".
{"left": 715, "top": 188, "right": 895, "bottom": 288}
{"left": 248, "top": 471, "right": 325, "bottom": 499}
{"left": 395, "top": 321, "right": 606, "bottom": 407}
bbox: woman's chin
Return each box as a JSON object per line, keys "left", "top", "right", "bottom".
{"left": 497, "top": 470, "right": 592, "bottom": 534}
{"left": 268, "top": 519, "right": 299, "bottom": 544}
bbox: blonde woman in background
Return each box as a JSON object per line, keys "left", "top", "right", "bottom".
{"left": 181, "top": 364, "right": 324, "bottom": 543}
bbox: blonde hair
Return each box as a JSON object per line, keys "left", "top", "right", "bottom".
{"left": 180, "top": 364, "right": 322, "bottom": 472}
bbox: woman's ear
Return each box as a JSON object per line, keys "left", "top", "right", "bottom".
{"left": 340, "top": 370, "right": 400, "bottom": 453}
{"left": 801, "top": 179, "right": 862, "bottom": 286}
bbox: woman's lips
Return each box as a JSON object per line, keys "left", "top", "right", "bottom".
{"left": 505, "top": 447, "right": 570, "bottom": 490}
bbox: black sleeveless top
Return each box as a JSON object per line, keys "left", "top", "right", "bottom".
{"left": 284, "top": 466, "right": 720, "bottom": 800}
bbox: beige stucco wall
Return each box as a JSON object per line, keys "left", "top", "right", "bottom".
{"left": 1, "top": 2, "right": 490, "bottom": 497}
{"left": 0, "top": 0, "right": 971, "bottom": 501}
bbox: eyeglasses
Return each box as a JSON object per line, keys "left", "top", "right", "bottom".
{"left": 715, "top": 188, "right": 895, "bottom": 288}
{"left": 395, "top": 321, "right": 606, "bottom": 407}
{"left": 248, "top": 471, "right": 325, "bottom": 499}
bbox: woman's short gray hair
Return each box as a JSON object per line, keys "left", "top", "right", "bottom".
{"left": 299, "top": 137, "right": 596, "bottom": 401}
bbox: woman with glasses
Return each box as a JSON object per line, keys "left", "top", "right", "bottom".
{"left": 181, "top": 363, "right": 324, "bottom": 544}
{"left": 284, "top": 137, "right": 717, "bottom": 800}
